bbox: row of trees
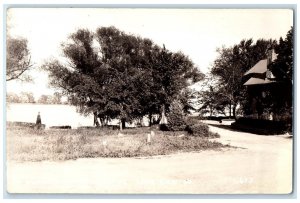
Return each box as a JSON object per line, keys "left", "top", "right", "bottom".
{"left": 198, "top": 27, "right": 293, "bottom": 118}
{"left": 6, "top": 92, "right": 65, "bottom": 104}
{"left": 7, "top": 26, "right": 293, "bottom": 125}
{"left": 43, "top": 27, "right": 204, "bottom": 127}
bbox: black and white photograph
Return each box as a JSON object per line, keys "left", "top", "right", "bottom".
{"left": 5, "top": 7, "right": 294, "bottom": 195}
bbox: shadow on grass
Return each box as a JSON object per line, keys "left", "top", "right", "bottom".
{"left": 207, "top": 123, "right": 245, "bottom": 133}
{"left": 207, "top": 123, "right": 281, "bottom": 136}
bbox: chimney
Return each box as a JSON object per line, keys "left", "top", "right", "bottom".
{"left": 266, "top": 49, "right": 276, "bottom": 80}
{"left": 267, "top": 49, "right": 277, "bottom": 65}
{"left": 267, "top": 49, "right": 273, "bottom": 66}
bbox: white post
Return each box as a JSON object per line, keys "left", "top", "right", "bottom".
{"left": 147, "top": 133, "right": 151, "bottom": 143}
{"left": 119, "top": 120, "right": 122, "bottom": 131}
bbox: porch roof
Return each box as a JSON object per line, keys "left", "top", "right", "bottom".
{"left": 243, "top": 77, "right": 274, "bottom": 86}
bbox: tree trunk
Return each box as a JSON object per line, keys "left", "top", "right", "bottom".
{"left": 93, "top": 112, "right": 100, "bottom": 127}
{"left": 229, "top": 101, "right": 232, "bottom": 117}
{"left": 99, "top": 117, "right": 106, "bottom": 128}
{"left": 122, "top": 119, "right": 126, "bottom": 129}
{"left": 138, "top": 117, "right": 143, "bottom": 127}
{"left": 120, "top": 118, "right": 126, "bottom": 130}
{"left": 149, "top": 113, "right": 152, "bottom": 127}
{"left": 104, "top": 117, "right": 109, "bottom": 126}
{"left": 157, "top": 114, "right": 162, "bottom": 124}
{"left": 233, "top": 103, "right": 236, "bottom": 119}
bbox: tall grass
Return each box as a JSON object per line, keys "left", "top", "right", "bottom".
{"left": 7, "top": 126, "right": 229, "bottom": 162}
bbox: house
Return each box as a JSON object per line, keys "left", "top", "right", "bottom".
{"left": 243, "top": 49, "right": 277, "bottom": 119}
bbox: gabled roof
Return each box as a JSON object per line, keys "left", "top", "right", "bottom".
{"left": 244, "top": 59, "right": 268, "bottom": 76}
{"left": 243, "top": 77, "right": 274, "bottom": 86}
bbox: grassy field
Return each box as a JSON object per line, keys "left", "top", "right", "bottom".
{"left": 7, "top": 124, "right": 229, "bottom": 162}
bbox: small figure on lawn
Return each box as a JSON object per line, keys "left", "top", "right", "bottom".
{"left": 36, "top": 112, "right": 42, "bottom": 129}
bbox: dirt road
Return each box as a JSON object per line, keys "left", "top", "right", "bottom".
{"left": 7, "top": 121, "right": 293, "bottom": 194}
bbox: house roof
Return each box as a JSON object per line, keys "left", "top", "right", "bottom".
{"left": 244, "top": 59, "right": 268, "bottom": 76}
{"left": 243, "top": 77, "right": 274, "bottom": 86}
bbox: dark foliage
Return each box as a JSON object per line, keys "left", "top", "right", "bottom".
{"left": 231, "top": 117, "right": 291, "bottom": 135}
{"left": 269, "top": 27, "right": 293, "bottom": 118}
{"left": 43, "top": 27, "right": 204, "bottom": 126}
{"left": 203, "top": 116, "right": 235, "bottom": 121}
{"left": 159, "top": 124, "right": 169, "bottom": 131}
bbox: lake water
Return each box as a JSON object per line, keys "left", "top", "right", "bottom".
{"left": 7, "top": 103, "right": 102, "bottom": 129}
{"left": 6, "top": 103, "right": 150, "bottom": 129}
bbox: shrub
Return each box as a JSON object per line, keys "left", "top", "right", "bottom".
{"left": 166, "top": 100, "right": 187, "bottom": 131}
{"left": 185, "top": 117, "right": 199, "bottom": 125}
{"left": 159, "top": 123, "right": 170, "bottom": 131}
{"left": 186, "top": 122, "right": 220, "bottom": 138}
{"left": 186, "top": 122, "right": 208, "bottom": 136}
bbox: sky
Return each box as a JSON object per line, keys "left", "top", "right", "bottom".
{"left": 6, "top": 8, "right": 293, "bottom": 98}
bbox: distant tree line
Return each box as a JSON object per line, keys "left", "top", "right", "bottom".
{"left": 6, "top": 92, "right": 66, "bottom": 104}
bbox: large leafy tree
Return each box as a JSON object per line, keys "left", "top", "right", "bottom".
{"left": 153, "top": 45, "right": 203, "bottom": 109}
{"left": 198, "top": 86, "right": 229, "bottom": 117}
{"left": 269, "top": 27, "right": 293, "bottom": 117}
{"left": 44, "top": 27, "right": 203, "bottom": 128}
{"left": 6, "top": 37, "right": 33, "bottom": 81}
{"left": 196, "top": 74, "right": 229, "bottom": 116}
{"left": 270, "top": 27, "right": 293, "bottom": 82}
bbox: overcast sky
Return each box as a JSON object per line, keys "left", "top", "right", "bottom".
{"left": 6, "top": 8, "right": 293, "bottom": 98}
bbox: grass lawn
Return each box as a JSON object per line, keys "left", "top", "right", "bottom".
{"left": 7, "top": 124, "right": 229, "bottom": 162}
